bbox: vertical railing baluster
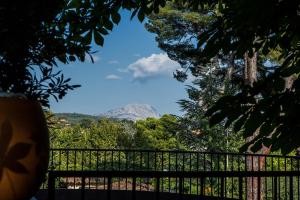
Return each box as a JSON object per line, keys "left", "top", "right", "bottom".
{"left": 196, "top": 153, "right": 199, "bottom": 195}
{"left": 274, "top": 176, "right": 277, "bottom": 200}
{"left": 204, "top": 153, "right": 206, "bottom": 171}
{"left": 74, "top": 150, "right": 77, "bottom": 170}
{"left": 189, "top": 153, "right": 192, "bottom": 194}
{"left": 111, "top": 150, "right": 114, "bottom": 170}
{"left": 96, "top": 150, "right": 99, "bottom": 189}
{"left": 104, "top": 150, "right": 107, "bottom": 170}
{"left": 81, "top": 150, "right": 84, "bottom": 171}
{"left": 89, "top": 150, "right": 91, "bottom": 188}
{"left": 51, "top": 149, "right": 54, "bottom": 170}
{"left": 125, "top": 151, "right": 128, "bottom": 170}
{"left": 81, "top": 176, "right": 85, "bottom": 200}
{"left": 74, "top": 150, "right": 77, "bottom": 188}
{"left": 89, "top": 150, "right": 92, "bottom": 170}
{"left": 48, "top": 171, "right": 55, "bottom": 200}
{"left": 140, "top": 151, "right": 143, "bottom": 170}
{"left": 239, "top": 176, "right": 243, "bottom": 200}
{"left": 257, "top": 176, "right": 261, "bottom": 200}
{"left": 297, "top": 156, "right": 300, "bottom": 199}
{"left": 107, "top": 176, "right": 111, "bottom": 200}
{"left": 271, "top": 156, "right": 274, "bottom": 199}
{"left": 290, "top": 176, "right": 294, "bottom": 200}
{"left": 285, "top": 157, "right": 287, "bottom": 199}
{"left": 182, "top": 153, "right": 185, "bottom": 195}
{"left": 278, "top": 158, "right": 280, "bottom": 196}
{"left": 221, "top": 154, "right": 229, "bottom": 197}
{"left": 231, "top": 154, "right": 234, "bottom": 198}
{"left": 244, "top": 155, "right": 247, "bottom": 199}
{"left": 155, "top": 151, "right": 157, "bottom": 171}
{"left": 118, "top": 150, "right": 121, "bottom": 170}
{"left": 264, "top": 155, "right": 267, "bottom": 200}
{"left": 59, "top": 150, "right": 61, "bottom": 171}
{"left": 179, "top": 177, "right": 183, "bottom": 200}
{"left": 210, "top": 153, "right": 213, "bottom": 196}
{"left": 176, "top": 152, "right": 178, "bottom": 193}
{"left": 140, "top": 151, "right": 143, "bottom": 191}
{"left": 168, "top": 152, "right": 171, "bottom": 193}
{"left": 161, "top": 152, "right": 164, "bottom": 192}
{"left": 147, "top": 151, "right": 150, "bottom": 171}
{"left": 238, "top": 154, "right": 240, "bottom": 171}
{"left": 66, "top": 150, "right": 69, "bottom": 171}
{"left": 132, "top": 177, "right": 136, "bottom": 200}
{"left": 156, "top": 177, "right": 160, "bottom": 200}
{"left": 133, "top": 151, "right": 136, "bottom": 171}
{"left": 118, "top": 151, "right": 121, "bottom": 190}
{"left": 221, "top": 176, "right": 225, "bottom": 199}
{"left": 200, "top": 177, "right": 204, "bottom": 196}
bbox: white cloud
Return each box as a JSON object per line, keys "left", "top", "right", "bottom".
{"left": 133, "top": 53, "right": 141, "bottom": 57}
{"left": 127, "top": 53, "right": 180, "bottom": 82}
{"left": 105, "top": 74, "right": 122, "bottom": 80}
{"left": 108, "top": 60, "right": 119, "bottom": 65}
{"left": 117, "top": 68, "right": 128, "bottom": 73}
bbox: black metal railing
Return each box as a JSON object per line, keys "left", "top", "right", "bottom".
{"left": 38, "top": 149, "right": 300, "bottom": 199}
{"left": 47, "top": 170, "right": 300, "bottom": 200}
{"left": 48, "top": 149, "right": 300, "bottom": 172}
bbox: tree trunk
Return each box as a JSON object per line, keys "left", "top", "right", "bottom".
{"left": 244, "top": 50, "right": 257, "bottom": 87}
{"left": 243, "top": 50, "right": 266, "bottom": 200}
{"left": 245, "top": 56, "right": 296, "bottom": 199}
{"left": 243, "top": 50, "right": 258, "bottom": 146}
{"left": 283, "top": 75, "right": 296, "bottom": 90}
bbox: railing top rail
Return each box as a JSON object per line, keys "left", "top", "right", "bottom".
{"left": 49, "top": 170, "right": 300, "bottom": 178}
{"left": 49, "top": 148, "right": 298, "bottom": 159}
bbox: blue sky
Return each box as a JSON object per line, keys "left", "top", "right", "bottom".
{"left": 50, "top": 11, "right": 187, "bottom": 116}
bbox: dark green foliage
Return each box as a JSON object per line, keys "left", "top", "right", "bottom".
{"left": 50, "top": 114, "right": 189, "bottom": 151}
{"left": 0, "top": 0, "right": 165, "bottom": 107}
{"left": 147, "top": 0, "right": 300, "bottom": 154}
{"left": 146, "top": 2, "right": 243, "bottom": 152}
{"left": 176, "top": 69, "right": 243, "bottom": 152}
{"left": 134, "top": 115, "right": 184, "bottom": 150}
{"left": 199, "top": 0, "right": 300, "bottom": 154}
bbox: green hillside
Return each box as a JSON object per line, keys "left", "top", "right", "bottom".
{"left": 55, "top": 113, "right": 99, "bottom": 125}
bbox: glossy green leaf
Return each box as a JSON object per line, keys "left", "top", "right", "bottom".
{"left": 138, "top": 9, "right": 145, "bottom": 22}
{"left": 209, "top": 111, "right": 226, "bottom": 127}
{"left": 94, "top": 31, "right": 104, "bottom": 46}
{"left": 111, "top": 12, "right": 121, "bottom": 24}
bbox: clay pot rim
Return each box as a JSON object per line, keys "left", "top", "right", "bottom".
{"left": 0, "top": 96, "right": 40, "bottom": 104}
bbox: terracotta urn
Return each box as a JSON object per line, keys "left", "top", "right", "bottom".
{"left": 0, "top": 97, "right": 49, "bottom": 200}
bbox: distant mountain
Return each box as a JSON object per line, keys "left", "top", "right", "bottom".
{"left": 54, "top": 104, "right": 160, "bottom": 124}
{"left": 101, "top": 103, "right": 160, "bottom": 121}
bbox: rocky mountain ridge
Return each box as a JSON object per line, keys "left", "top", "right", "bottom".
{"left": 101, "top": 103, "right": 160, "bottom": 121}
{"left": 56, "top": 103, "right": 160, "bottom": 122}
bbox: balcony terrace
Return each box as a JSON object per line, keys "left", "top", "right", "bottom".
{"left": 37, "top": 149, "right": 300, "bottom": 200}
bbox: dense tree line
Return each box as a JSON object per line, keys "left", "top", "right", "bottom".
{"left": 49, "top": 115, "right": 243, "bottom": 152}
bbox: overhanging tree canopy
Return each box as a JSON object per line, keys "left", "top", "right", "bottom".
{"left": 0, "top": 0, "right": 164, "bottom": 106}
